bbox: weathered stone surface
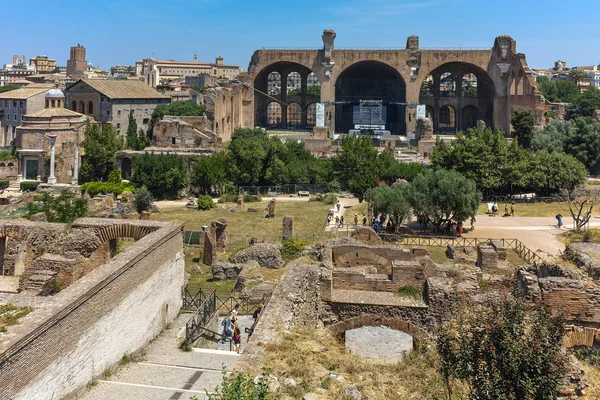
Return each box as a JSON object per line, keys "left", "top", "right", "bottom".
{"left": 416, "top": 118, "right": 433, "bottom": 141}
{"left": 343, "top": 385, "right": 363, "bottom": 400}
{"left": 566, "top": 242, "right": 600, "bottom": 280}
{"left": 210, "top": 262, "right": 244, "bottom": 281}
{"left": 282, "top": 216, "right": 293, "bottom": 240}
{"left": 351, "top": 226, "right": 382, "bottom": 245}
{"left": 229, "top": 243, "right": 283, "bottom": 269}
{"left": 477, "top": 245, "right": 498, "bottom": 270}
{"left": 29, "top": 212, "right": 47, "bottom": 222}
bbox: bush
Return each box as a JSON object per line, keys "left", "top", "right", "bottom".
{"left": 133, "top": 186, "right": 152, "bottom": 213}
{"left": 206, "top": 369, "right": 271, "bottom": 400}
{"left": 395, "top": 285, "right": 423, "bottom": 300}
{"left": 321, "top": 193, "right": 337, "bottom": 205}
{"left": 219, "top": 193, "right": 239, "bottom": 203}
{"left": 0, "top": 150, "right": 13, "bottom": 162}
{"left": 281, "top": 238, "right": 305, "bottom": 260}
{"left": 80, "top": 181, "right": 135, "bottom": 198}
{"left": 20, "top": 181, "right": 39, "bottom": 192}
{"left": 108, "top": 170, "right": 122, "bottom": 184}
{"left": 243, "top": 194, "right": 261, "bottom": 203}
{"left": 198, "top": 195, "right": 215, "bottom": 211}
{"left": 26, "top": 190, "right": 88, "bottom": 223}
{"left": 327, "top": 180, "right": 341, "bottom": 193}
{"left": 0, "top": 180, "right": 8, "bottom": 190}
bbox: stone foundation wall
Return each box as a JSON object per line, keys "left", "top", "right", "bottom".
{"left": 327, "top": 302, "right": 430, "bottom": 328}
{"left": 0, "top": 221, "right": 184, "bottom": 400}
{"left": 0, "top": 161, "right": 17, "bottom": 180}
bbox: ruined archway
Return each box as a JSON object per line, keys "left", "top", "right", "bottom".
{"left": 254, "top": 62, "right": 319, "bottom": 130}
{"left": 419, "top": 62, "right": 495, "bottom": 132}
{"left": 335, "top": 61, "right": 406, "bottom": 134}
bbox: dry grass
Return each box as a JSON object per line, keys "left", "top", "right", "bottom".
{"left": 560, "top": 229, "right": 600, "bottom": 246}
{"left": 254, "top": 325, "right": 461, "bottom": 400}
{"left": 0, "top": 304, "right": 33, "bottom": 333}
{"left": 153, "top": 200, "right": 331, "bottom": 236}
{"left": 477, "top": 202, "right": 572, "bottom": 218}
{"left": 582, "top": 362, "right": 600, "bottom": 399}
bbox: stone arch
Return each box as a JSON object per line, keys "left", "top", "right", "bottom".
{"left": 306, "top": 103, "right": 317, "bottom": 127}
{"left": 335, "top": 60, "right": 407, "bottom": 134}
{"left": 253, "top": 61, "right": 317, "bottom": 130}
{"left": 91, "top": 224, "right": 159, "bottom": 243}
{"left": 334, "top": 249, "right": 392, "bottom": 273}
{"left": 328, "top": 315, "right": 430, "bottom": 347}
{"left": 439, "top": 105, "right": 456, "bottom": 131}
{"left": 420, "top": 62, "right": 495, "bottom": 131}
{"left": 266, "top": 102, "right": 283, "bottom": 128}
{"left": 287, "top": 103, "right": 302, "bottom": 128}
{"left": 461, "top": 105, "right": 479, "bottom": 130}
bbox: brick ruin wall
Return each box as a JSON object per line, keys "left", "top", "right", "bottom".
{"left": 0, "top": 221, "right": 184, "bottom": 400}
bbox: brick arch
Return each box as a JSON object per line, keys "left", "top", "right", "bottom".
{"left": 334, "top": 249, "right": 392, "bottom": 273}
{"left": 92, "top": 224, "right": 159, "bottom": 243}
{"left": 564, "top": 326, "right": 600, "bottom": 348}
{"left": 328, "top": 315, "right": 430, "bottom": 347}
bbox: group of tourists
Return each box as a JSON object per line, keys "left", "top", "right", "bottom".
{"left": 220, "top": 303, "right": 263, "bottom": 353}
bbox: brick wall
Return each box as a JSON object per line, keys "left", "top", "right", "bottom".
{"left": 0, "top": 222, "right": 184, "bottom": 399}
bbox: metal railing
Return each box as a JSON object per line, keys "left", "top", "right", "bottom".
{"left": 184, "top": 289, "right": 217, "bottom": 345}
{"left": 379, "top": 234, "right": 545, "bottom": 265}
{"left": 238, "top": 184, "right": 328, "bottom": 196}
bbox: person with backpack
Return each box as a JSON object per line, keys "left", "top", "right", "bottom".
{"left": 220, "top": 314, "right": 233, "bottom": 344}
{"left": 556, "top": 214, "right": 563, "bottom": 228}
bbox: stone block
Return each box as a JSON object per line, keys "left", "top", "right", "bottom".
{"left": 392, "top": 260, "right": 424, "bottom": 285}
{"left": 477, "top": 245, "right": 498, "bottom": 270}
{"left": 411, "top": 246, "right": 428, "bottom": 257}
{"left": 351, "top": 226, "right": 382, "bottom": 245}
{"left": 490, "top": 239, "right": 506, "bottom": 260}
{"left": 417, "top": 139, "right": 435, "bottom": 158}
{"left": 282, "top": 216, "right": 293, "bottom": 240}
{"left": 312, "top": 126, "right": 328, "bottom": 139}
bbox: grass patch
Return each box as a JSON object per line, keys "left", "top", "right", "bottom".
{"left": 255, "top": 325, "right": 462, "bottom": 400}
{"left": 477, "top": 202, "right": 572, "bottom": 218}
{"left": 423, "top": 246, "right": 450, "bottom": 264}
{"left": 153, "top": 200, "right": 330, "bottom": 236}
{"left": 505, "top": 249, "right": 528, "bottom": 266}
{"left": 395, "top": 285, "right": 423, "bottom": 300}
{"left": 281, "top": 238, "right": 306, "bottom": 260}
{"left": 560, "top": 229, "right": 600, "bottom": 247}
{"left": 478, "top": 279, "right": 493, "bottom": 293}
{"left": 0, "top": 304, "right": 33, "bottom": 333}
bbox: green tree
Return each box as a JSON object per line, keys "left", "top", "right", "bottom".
{"left": 27, "top": 190, "right": 88, "bottom": 224}
{"left": 409, "top": 169, "right": 481, "bottom": 231}
{"left": 437, "top": 299, "right": 567, "bottom": 400}
{"left": 568, "top": 68, "right": 589, "bottom": 88}
{"left": 332, "top": 135, "right": 379, "bottom": 201}
{"left": 511, "top": 108, "right": 536, "bottom": 148}
{"left": 147, "top": 100, "right": 206, "bottom": 139}
{"left": 569, "top": 86, "right": 600, "bottom": 119}
{"left": 430, "top": 127, "right": 508, "bottom": 195}
{"left": 537, "top": 77, "right": 580, "bottom": 103}
{"left": 366, "top": 183, "right": 412, "bottom": 232}
{"left": 131, "top": 153, "right": 188, "bottom": 200}
{"left": 80, "top": 122, "right": 123, "bottom": 183}
{"left": 0, "top": 85, "right": 19, "bottom": 94}
{"left": 191, "top": 152, "right": 230, "bottom": 195}
{"left": 563, "top": 117, "right": 600, "bottom": 169}
{"left": 531, "top": 119, "right": 571, "bottom": 153}
{"left": 528, "top": 149, "right": 587, "bottom": 195}
{"left": 133, "top": 186, "right": 152, "bottom": 213}
{"left": 125, "top": 112, "right": 151, "bottom": 150}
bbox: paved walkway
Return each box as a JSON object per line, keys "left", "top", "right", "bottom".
{"left": 324, "top": 197, "right": 360, "bottom": 231}
{"left": 81, "top": 314, "right": 239, "bottom": 400}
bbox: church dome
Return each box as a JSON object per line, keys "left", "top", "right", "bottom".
{"left": 46, "top": 88, "right": 64, "bottom": 98}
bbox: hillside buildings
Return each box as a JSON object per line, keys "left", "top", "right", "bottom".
{"left": 64, "top": 79, "right": 170, "bottom": 135}
{"left": 0, "top": 86, "right": 53, "bottom": 147}
{"left": 29, "top": 55, "right": 57, "bottom": 73}
{"left": 136, "top": 55, "right": 240, "bottom": 87}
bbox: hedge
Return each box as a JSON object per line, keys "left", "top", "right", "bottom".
{"left": 20, "top": 181, "right": 39, "bottom": 192}
{"left": 80, "top": 181, "right": 135, "bottom": 198}
{"left": 0, "top": 180, "right": 8, "bottom": 190}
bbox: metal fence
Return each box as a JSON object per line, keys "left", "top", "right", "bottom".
{"left": 379, "top": 234, "right": 545, "bottom": 265}
{"left": 184, "top": 230, "right": 342, "bottom": 250}
{"left": 184, "top": 289, "right": 217, "bottom": 345}
{"left": 238, "top": 184, "right": 328, "bottom": 196}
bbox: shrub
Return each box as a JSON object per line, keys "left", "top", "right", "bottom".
{"left": 219, "top": 193, "right": 239, "bottom": 203}
{"left": 108, "top": 170, "right": 122, "bottom": 184}
{"left": 0, "top": 180, "right": 9, "bottom": 190}
{"left": 198, "top": 195, "right": 215, "bottom": 211}
{"left": 281, "top": 238, "right": 305, "bottom": 260}
{"left": 206, "top": 369, "right": 271, "bottom": 400}
{"left": 80, "top": 181, "right": 134, "bottom": 198}
{"left": 20, "top": 181, "right": 39, "bottom": 192}
{"left": 321, "top": 193, "right": 337, "bottom": 205}
{"left": 327, "top": 180, "right": 341, "bottom": 193}
{"left": 0, "top": 150, "right": 13, "bottom": 162}
{"left": 133, "top": 186, "right": 152, "bottom": 213}
{"left": 395, "top": 285, "right": 422, "bottom": 300}
{"left": 243, "top": 194, "right": 261, "bottom": 203}
{"left": 26, "top": 190, "right": 88, "bottom": 223}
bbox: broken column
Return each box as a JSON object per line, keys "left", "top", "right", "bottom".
{"left": 266, "top": 198, "right": 276, "bottom": 218}
{"left": 47, "top": 135, "right": 57, "bottom": 185}
{"left": 282, "top": 216, "right": 293, "bottom": 240}
{"left": 477, "top": 245, "right": 498, "bottom": 270}
{"left": 210, "top": 218, "right": 228, "bottom": 252}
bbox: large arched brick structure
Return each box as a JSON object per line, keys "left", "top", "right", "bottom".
{"left": 328, "top": 315, "right": 430, "bottom": 347}
{"left": 243, "top": 31, "right": 540, "bottom": 135}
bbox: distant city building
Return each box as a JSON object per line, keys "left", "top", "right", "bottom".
{"left": 0, "top": 86, "right": 52, "bottom": 147}
{"left": 589, "top": 71, "right": 600, "bottom": 89}
{"left": 29, "top": 55, "right": 57, "bottom": 73}
{"left": 185, "top": 74, "right": 218, "bottom": 88}
{"left": 66, "top": 44, "right": 88, "bottom": 79}
{"left": 64, "top": 79, "right": 170, "bottom": 135}
{"left": 15, "top": 88, "right": 87, "bottom": 183}
{"left": 0, "top": 75, "right": 7, "bottom": 87}
{"left": 110, "top": 65, "right": 136, "bottom": 78}
{"left": 136, "top": 56, "right": 240, "bottom": 87}
{"left": 12, "top": 55, "right": 26, "bottom": 66}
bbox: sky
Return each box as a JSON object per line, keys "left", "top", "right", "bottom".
{"left": 0, "top": 0, "right": 598, "bottom": 70}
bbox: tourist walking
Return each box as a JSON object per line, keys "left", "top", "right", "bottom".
{"left": 232, "top": 326, "right": 241, "bottom": 353}
{"left": 504, "top": 204, "right": 509, "bottom": 217}
{"left": 457, "top": 221, "right": 463, "bottom": 237}
{"left": 339, "top": 215, "right": 344, "bottom": 228}
{"left": 362, "top": 214, "right": 367, "bottom": 226}
{"left": 354, "top": 213, "right": 358, "bottom": 226}
{"left": 510, "top": 203, "right": 515, "bottom": 216}
{"left": 253, "top": 304, "right": 263, "bottom": 320}
{"left": 492, "top": 203, "right": 498, "bottom": 216}
{"left": 220, "top": 314, "right": 233, "bottom": 344}
{"left": 470, "top": 216, "right": 476, "bottom": 231}
{"left": 336, "top": 200, "right": 341, "bottom": 212}
{"left": 556, "top": 213, "right": 563, "bottom": 229}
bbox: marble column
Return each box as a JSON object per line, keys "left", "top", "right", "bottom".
{"left": 47, "top": 135, "right": 57, "bottom": 185}
{"left": 71, "top": 146, "right": 79, "bottom": 186}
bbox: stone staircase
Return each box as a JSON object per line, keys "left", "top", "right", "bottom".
{"left": 21, "top": 269, "right": 57, "bottom": 295}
